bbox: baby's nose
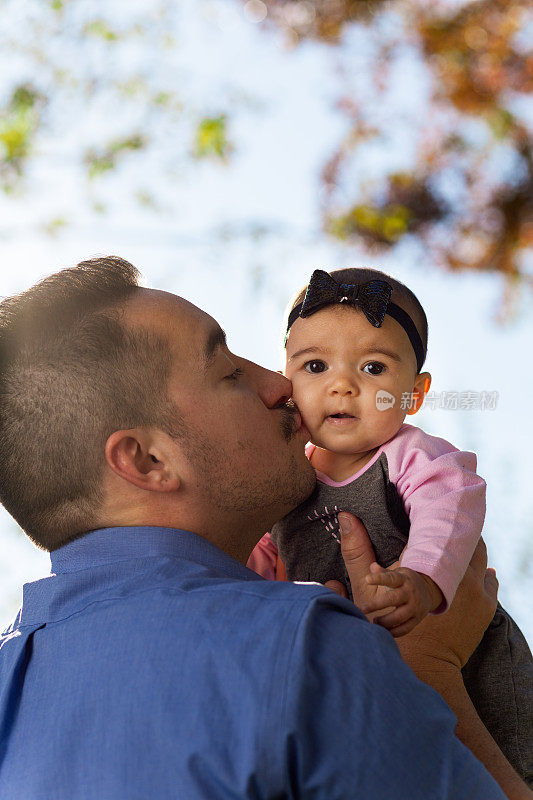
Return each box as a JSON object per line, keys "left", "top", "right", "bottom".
{"left": 330, "top": 373, "right": 359, "bottom": 396}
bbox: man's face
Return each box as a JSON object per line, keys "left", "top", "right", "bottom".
{"left": 285, "top": 304, "right": 419, "bottom": 456}
{"left": 127, "top": 290, "right": 315, "bottom": 532}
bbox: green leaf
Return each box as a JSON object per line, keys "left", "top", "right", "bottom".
{"left": 487, "top": 108, "right": 515, "bottom": 141}
{"left": 84, "top": 20, "right": 118, "bottom": 41}
{"left": 192, "top": 115, "right": 233, "bottom": 160}
{"left": 42, "top": 216, "right": 68, "bottom": 236}
{"left": 0, "top": 112, "right": 33, "bottom": 161}
{"left": 10, "top": 85, "right": 41, "bottom": 113}
{"left": 84, "top": 134, "right": 147, "bottom": 179}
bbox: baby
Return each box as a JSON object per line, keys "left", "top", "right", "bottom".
{"left": 248, "top": 267, "right": 533, "bottom": 785}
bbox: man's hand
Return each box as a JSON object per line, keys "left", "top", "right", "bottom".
{"left": 361, "top": 565, "right": 444, "bottom": 637}
{"left": 397, "top": 537, "right": 498, "bottom": 670}
{"left": 325, "top": 512, "right": 497, "bottom": 666}
{"left": 327, "top": 514, "right": 533, "bottom": 799}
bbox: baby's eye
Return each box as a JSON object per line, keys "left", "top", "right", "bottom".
{"left": 303, "top": 360, "right": 327, "bottom": 374}
{"left": 362, "top": 362, "right": 386, "bottom": 376}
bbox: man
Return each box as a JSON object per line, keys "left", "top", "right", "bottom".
{"left": 0, "top": 257, "right": 522, "bottom": 798}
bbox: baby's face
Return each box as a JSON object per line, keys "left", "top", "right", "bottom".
{"left": 285, "top": 304, "right": 421, "bottom": 456}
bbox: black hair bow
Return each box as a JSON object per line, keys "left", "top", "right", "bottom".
{"left": 300, "top": 269, "right": 393, "bottom": 328}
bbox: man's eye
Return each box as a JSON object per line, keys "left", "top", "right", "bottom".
{"left": 226, "top": 367, "right": 244, "bottom": 382}
{"left": 304, "top": 360, "right": 326, "bottom": 374}
{"left": 362, "top": 362, "right": 385, "bottom": 376}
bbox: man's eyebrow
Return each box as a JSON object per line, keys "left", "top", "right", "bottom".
{"left": 204, "top": 325, "right": 227, "bottom": 369}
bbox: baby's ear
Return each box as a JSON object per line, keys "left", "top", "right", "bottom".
{"left": 415, "top": 372, "right": 431, "bottom": 396}
{"left": 406, "top": 372, "right": 432, "bottom": 416}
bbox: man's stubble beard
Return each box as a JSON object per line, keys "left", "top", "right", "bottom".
{"left": 184, "top": 418, "right": 315, "bottom": 524}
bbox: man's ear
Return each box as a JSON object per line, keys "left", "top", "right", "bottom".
{"left": 406, "top": 372, "right": 432, "bottom": 416}
{"left": 104, "top": 429, "right": 181, "bottom": 493}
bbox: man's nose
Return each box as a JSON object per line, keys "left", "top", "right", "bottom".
{"left": 252, "top": 362, "right": 292, "bottom": 408}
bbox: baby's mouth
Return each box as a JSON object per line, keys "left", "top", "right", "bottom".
{"left": 325, "top": 412, "right": 359, "bottom": 424}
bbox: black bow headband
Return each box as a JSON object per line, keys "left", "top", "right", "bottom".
{"left": 285, "top": 269, "right": 425, "bottom": 374}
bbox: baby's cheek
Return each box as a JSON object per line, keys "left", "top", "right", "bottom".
{"left": 289, "top": 382, "right": 319, "bottom": 425}
{"left": 285, "top": 373, "right": 303, "bottom": 402}
{"left": 365, "top": 404, "right": 404, "bottom": 442}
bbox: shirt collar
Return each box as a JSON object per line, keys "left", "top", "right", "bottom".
{"left": 49, "top": 526, "right": 257, "bottom": 583}
{"left": 13, "top": 527, "right": 261, "bottom": 629}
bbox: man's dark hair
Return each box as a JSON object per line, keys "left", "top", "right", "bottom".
{"left": 287, "top": 267, "right": 428, "bottom": 370}
{"left": 0, "top": 256, "right": 181, "bottom": 551}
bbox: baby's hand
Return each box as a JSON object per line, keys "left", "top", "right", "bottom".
{"left": 360, "top": 565, "right": 444, "bottom": 638}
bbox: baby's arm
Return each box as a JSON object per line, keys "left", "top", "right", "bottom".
{"left": 247, "top": 532, "right": 279, "bottom": 580}
{"left": 363, "top": 425, "right": 486, "bottom": 635}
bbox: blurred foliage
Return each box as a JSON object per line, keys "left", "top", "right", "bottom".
{"left": 192, "top": 115, "right": 234, "bottom": 161}
{"left": 83, "top": 20, "right": 119, "bottom": 41}
{"left": 0, "top": 1, "right": 233, "bottom": 208}
{"left": 0, "top": 85, "right": 45, "bottom": 192}
{"left": 84, "top": 135, "right": 147, "bottom": 179}
{"left": 0, "top": 0, "right": 531, "bottom": 294}
{"left": 257, "top": 0, "right": 533, "bottom": 288}
{"left": 326, "top": 173, "right": 443, "bottom": 243}
{"left": 257, "top": 0, "right": 390, "bottom": 44}
{"left": 41, "top": 216, "right": 67, "bottom": 236}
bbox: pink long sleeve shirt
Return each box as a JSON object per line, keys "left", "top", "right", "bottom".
{"left": 247, "top": 423, "right": 486, "bottom": 610}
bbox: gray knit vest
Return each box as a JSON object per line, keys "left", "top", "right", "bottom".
{"left": 271, "top": 452, "right": 410, "bottom": 602}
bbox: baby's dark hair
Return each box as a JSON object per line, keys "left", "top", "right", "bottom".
{"left": 286, "top": 267, "right": 428, "bottom": 372}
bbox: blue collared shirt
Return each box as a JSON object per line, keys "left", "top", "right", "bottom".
{"left": 0, "top": 526, "right": 504, "bottom": 799}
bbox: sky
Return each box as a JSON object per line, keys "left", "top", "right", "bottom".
{"left": 1, "top": 0, "right": 532, "bottom": 644}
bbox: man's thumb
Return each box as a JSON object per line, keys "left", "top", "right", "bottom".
{"left": 337, "top": 512, "right": 376, "bottom": 593}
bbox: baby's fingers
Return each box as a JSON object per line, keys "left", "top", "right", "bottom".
{"left": 360, "top": 589, "right": 405, "bottom": 614}
{"left": 374, "top": 605, "right": 413, "bottom": 630}
{"left": 386, "top": 618, "right": 418, "bottom": 638}
{"left": 365, "top": 567, "right": 404, "bottom": 589}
